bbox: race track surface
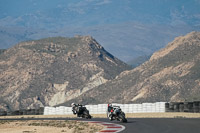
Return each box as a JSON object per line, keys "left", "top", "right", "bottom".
{"left": 120, "top": 118, "right": 200, "bottom": 133}
{"left": 1, "top": 117, "right": 200, "bottom": 133}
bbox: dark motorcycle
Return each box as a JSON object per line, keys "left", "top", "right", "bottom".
{"left": 107, "top": 105, "right": 127, "bottom": 122}
{"left": 72, "top": 105, "right": 92, "bottom": 119}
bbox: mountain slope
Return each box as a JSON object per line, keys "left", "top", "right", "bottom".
{"left": 62, "top": 31, "right": 200, "bottom": 105}
{"left": 0, "top": 36, "right": 130, "bottom": 111}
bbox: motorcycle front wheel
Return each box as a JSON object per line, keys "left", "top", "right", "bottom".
{"left": 118, "top": 114, "right": 127, "bottom": 123}
{"left": 83, "top": 111, "right": 92, "bottom": 119}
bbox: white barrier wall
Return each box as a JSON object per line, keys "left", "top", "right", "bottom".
{"left": 43, "top": 102, "right": 166, "bottom": 115}
{"left": 44, "top": 106, "right": 73, "bottom": 115}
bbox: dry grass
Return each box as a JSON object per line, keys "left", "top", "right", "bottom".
{"left": 1, "top": 113, "right": 200, "bottom": 119}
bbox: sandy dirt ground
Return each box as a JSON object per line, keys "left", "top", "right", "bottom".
{"left": 0, "top": 120, "right": 103, "bottom": 133}
{"left": 1, "top": 113, "right": 200, "bottom": 133}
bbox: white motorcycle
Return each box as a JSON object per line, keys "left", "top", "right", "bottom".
{"left": 107, "top": 105, "right": 127, "bottom": 123}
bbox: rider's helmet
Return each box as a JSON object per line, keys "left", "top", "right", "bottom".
{"left": 71, "top": 103, "right": 75, "bottom": 107}
{"left": 108, "top": 103, "right": 113, "bottom": 109}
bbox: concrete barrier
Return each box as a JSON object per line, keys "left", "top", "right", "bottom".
{"left": 1, "top": 101, "right": 199, "bottom": 116}
{"left": 43, "top": 102, "right": 167, "bottom": 115}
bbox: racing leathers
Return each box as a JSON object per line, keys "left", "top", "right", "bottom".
{"left": 107, "top": 104, "right": 114, "bottom": 121}
{"left": 72, "top": 103, "right": 83, "bottom": 117}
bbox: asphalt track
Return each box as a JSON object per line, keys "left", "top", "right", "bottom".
{"left": 0, "top": 117, "right": 200, "bottom": 133}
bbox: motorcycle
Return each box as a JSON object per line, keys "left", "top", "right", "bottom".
{"left": 72, "top": 104, "right": 92, "bottom": 119}
{"left": 107, "top": 105, "right": 127, "bottom": 122}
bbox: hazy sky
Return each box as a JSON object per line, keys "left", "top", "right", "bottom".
{"left": 1, "top": 0, "right": 200, "bottom": 28}
{"left": 0, "top": 0, "right": 200, "bottom": 61}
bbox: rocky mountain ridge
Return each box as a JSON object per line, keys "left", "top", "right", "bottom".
{"left": 0, "top": 36, "right": 130, "bottom": 111}
{"left": 1, "top": 32, "right": 200, "bottom": 111}
{"left": 60, "top": 31, "right": 200, "bottom": 106}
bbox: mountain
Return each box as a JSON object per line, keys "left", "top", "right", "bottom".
{"left": 0, "top": 36, "right": 130, "bottom": 111}
{"left": 61, "top": 31, "right": 200, "bottom": 105}
{"left": 1, "top": 0, "right": 200, "bottom": 61}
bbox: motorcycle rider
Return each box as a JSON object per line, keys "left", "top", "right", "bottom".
{"left": 107, "top": 104, "right": 114, "bottom": 121}
{"left": 107, "top": 104, "right": 127, "bottom": 122}
{"left": 71, "top": 103, "right": 83, "bottom": 117}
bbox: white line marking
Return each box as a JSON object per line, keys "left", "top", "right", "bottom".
{"left": 87, "top": 121, "right": 125, "bottom": 133}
